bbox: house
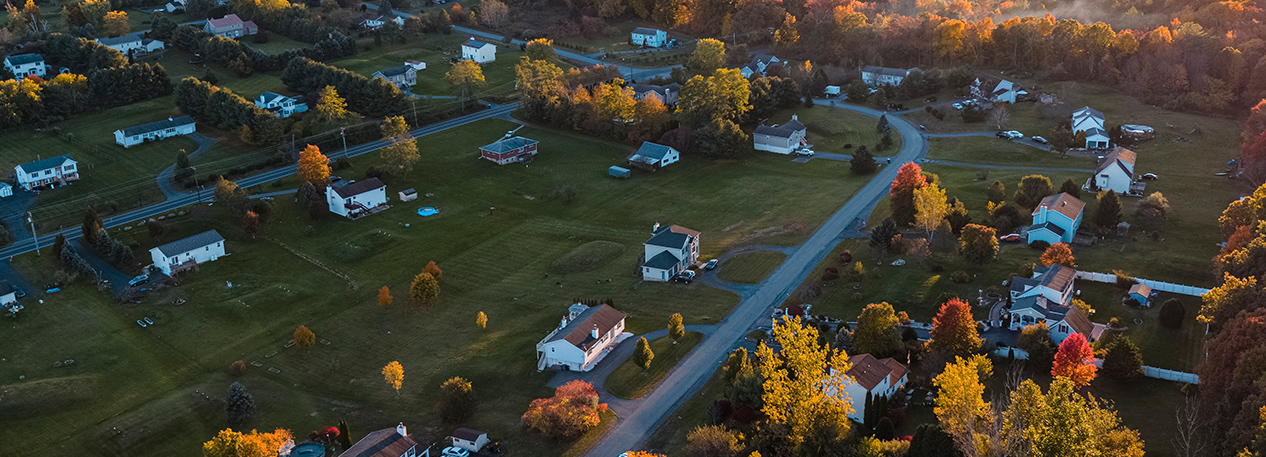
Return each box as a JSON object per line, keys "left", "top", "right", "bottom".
{"left": 479, "top": 136, "right": 539, "bottom": 165}
{"left": 1010, "top": 264, "right": 1077, "bottom": 306}
{"left": 627, "top": 142, "right": 680, "bottom": 170}
{"left": 860, "top": 65, "right": 921, "bottom": 87}
{"left": 372, "top": 64, "right": 418, "bottom": 91}
{"left": 95, "top": 32, "right": 165, "bottom": 55}
{"left": 358, "top": 11, "right": 405, "bottom": 30}
{"left": 4, "top": 53, "right": 46, "bottom": 80}
{"left": 114, "top": 115, "right": 197, "bottom": 147}
{"left": 165, "top": 0, "right": 187, "bottom": 12}
{"left": 631, "top": 27, "right": 668, "bottom": 47}
{"left": 0, "top": 183, "right": 13, "bottom": 198}
{"left": 1025, "top": 192, "right": 1085, "bottom": 245}
{"left": 1128, "top": 283, "right": 1152, "bottom": 306}
{"left": 831, "top": 353, "right": 909, "bottom": 423}
{"left": 642, "top": 223, "right": 700, "bottom": 281}
{"left": 15, "top": 154, "right": 79, "bottom": 191}
{"left": 753, "top": 114, "right": 808, "bottom": 154}
{"left": 970, "top": 76, "right": 1017, "bottom": 104}
{"left": 149, "top": 230, "right": 226, "bottom": 275}
{"left": 630, "top": 83, "right": 680, "bottom": 105}
{"left": 461, "top": 38, "right": 496, "bottom": 63}
{"left": 1087, "top": 146, "right": 1138, "bottom": 195}
{"left": 739, "top": 53, "right": 781, "bottom": 78}
{"left": 338, "top": 423, "right": 429, "bottom": 457}
{"left": 1007, "top": 294, "right": 1097, "bottom": 344}
{"left": 204, "top": 14, "right": 258, "bottom": 38}
{"left": 448, "top": 428, "right": 489, "bottom": 453}
{"left": 1122, "top": 124, "right": 1154, "bottom": 140}
{"left": 255, "top": 91, "right": 308, "bottom": 118}
{"left": 1071, "top": 106, "right": 1109, "bottom": 149}
{"left": 327, "top": 178, "right": 389, "bottom": 219}
{"left": 0, "top": 280, "right": 17, "bottom": 306}
{"left": 536, "top": 303, "right": 628, "bottom": 371}
{"left": 280, "top": 440, "right": 326, "bottom": 457}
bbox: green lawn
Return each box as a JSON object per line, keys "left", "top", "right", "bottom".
{"left": 606, "top": 332, "right": 703, "bottom": 399}
{"left": 640, "top": 365, "right": 730, "bottom": 456}
{"left": 927, "top": 137, "right": 1096, "bottom": 169}
{"left": 1077, "top": 282, "right": 1206, "bottom": 371}
{"left": 328, "top": 34, "right": 530, "bottom": 97}
{"left": 777, "top": 106, "right": 901, "bottom": 157}
{"left": 716, "top": 251, "right": 785, "bottom": 284}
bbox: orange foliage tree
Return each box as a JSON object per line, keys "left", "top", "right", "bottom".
{"left": 294, "top": 325, "right": 316, "bottom": 348}
{"left": 889, "top": 162, "right": 928, "bottom": 226}
{"left": 424, "top": 261, "right": 443, "bottom": 280}
{"left": 297, "top": 145, "right": 331, "bottom": 187}
{"left": 929, "top": 298, "right": 982, "bottom": 357}
{"left": 203, "top": 428, "right": 293, "bottom": 457}
{"left": 522, "top": 380, "right": 607, "bottom": 440}
{"left": 1051, "top": 332, "right": 1097, "bottom": 389}
{"left": 1040, "top": 242, "right": 1075, "bottom": 267}
{"left": 378, "top": 286, "right": 393, "bottom": 306}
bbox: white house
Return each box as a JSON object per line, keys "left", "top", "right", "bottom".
{"left": 630, "top": 27, "right": 668, "bottom": 48}
{"left": 372, "top": 62, "right": 420, "bottom": 91}
{"left": 1007, "top": 264, "right": 1099, "bottom": 343}
{"left": 114, "top": 116, "right": 196, "bottom": 148}
{"left": 860, "top": 65, "right": 921, "bottom": 87}
{"left": 165, "top": 0, "right": 186, "bottom": 12}
{"left": 0, "top": 280, "right": 17, "bottom": 307}
{"left": 1087, "top": 146, "right": 1137, "bottom": 195}
{"left": 204, "top": 14, "right": 258, "bottom": 38}
{"left": 536, "top": 303, "right": 628, "bottom": 371}
{"left": 830, "top": 353, "right": 909, "bottom": 423}
{"left": 339, "top": 423, "right": 427, "bottom": 457}
{"left": 149, "top": 230, "right": 226, "bottom": 276}
{"left": 358, "top": 11, "right": 405, "bottom": 30}
{"left": 1071, "top": 106, "right": 1109, "bottom": 149}
{"left": 461, "top": 38, "right": 496, "bottom": 63}
{"left": 753, "top": 114, "right": 807, "bottom": 154}
{"left": 970, "top": 77, "right": 1017, "bottom": 104}
{"left": 448, "top": 428, "right": 489, "bottom": 453}
{"left": 627, "top": 142, "right": 679, "bottom": 170}
{"left": 739, "top": 53, "right": 780, "bottom": 78}
{"left": 1025, "top": 192, "right": 1084, "bottom": 245}
{"left": 642, "top": 223, "right": 700, "bottom": 281}
{"left": 15, "top": 154, "right": 79, "bottom": 191}
{"left": 254, "top": 91, "right": 308, "bottom": 118}
{"left": 630, "top": 83, "right": 680, "bottom": 106}
{"left": 4, "top": 53, "right": 46, "bottom": 80}
{"left": 95, "top": 32, "right": 165, "bottom": 55}
{"left": 326, "top": 177, "right": 388, "bottom": 219}
{"left": 1010, "top": 263, "right": 1077, "bottom": 305}
{"left": 0, "top": 183, "right": 13, "bottom": 198}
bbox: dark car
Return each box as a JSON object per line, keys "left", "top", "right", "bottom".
{"left": 996, "top": 131, "right": 1009, "bottom": 138}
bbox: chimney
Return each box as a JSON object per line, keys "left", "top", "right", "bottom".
{"left": 652, "top": 222, "right": 660, "bottom": 233}
{"left": 560, "top": 316, "right": 568, "bottom": 328}
{"left": 168, "top": 116, "right": 173, "bottom": 121}
{"left": 791, "top": 114, "right": 798, "bottom": 121}
{"left": 591, "top": 324, "right": 599, "bottom": 339}
{"left": 396, "top": 422, "right": 407, "bottom": 436}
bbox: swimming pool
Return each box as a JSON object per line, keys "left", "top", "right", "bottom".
{"left": 417, "top": 207, "right": 439, "bottom": 217}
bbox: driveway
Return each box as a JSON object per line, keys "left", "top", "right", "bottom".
{"left": 0, "top": 258, "right": 36, "bottom": 296}
{"left": 69, "top": 242, "right": 132, "bottom": 294}
{"left": 0, "top": 188, "right": 37, "bottom": 240}
{"left": 156, "top": 132, "right": 220, "bottom": 200}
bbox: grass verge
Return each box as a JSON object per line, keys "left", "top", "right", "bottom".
{"left": 605, "top": 332, "right": 703, "bottom": 400}
{"left": 716, "top": 251, "right": 786, "bottom": 285}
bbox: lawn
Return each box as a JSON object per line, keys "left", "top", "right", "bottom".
{"left": 1, "top": 112, "right": 877, "bottom": 456}
{"left": 605, "top": 332, "right": 704, "bottom": 399}
{"left": 716, "top": 251, "right": 785, "bottom": 285}
{"left": 148, "top": 49, "right": 290, "bottom": 97}
{"left": 927, "top": 137, "right": 1097, "bottom": 169}
{"left": 774, "top": 106, "right": 901, "bottom": 157}
{"left": 640, "top": 365, "right": 730, "bottom": 456}
{"left": 327, "top": 33, "right": 530, "bottom": 97}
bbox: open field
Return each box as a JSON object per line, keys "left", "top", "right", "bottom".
{"left": 605, "top": 332, "right": 703, "bottom": 399}
{"left": 777, "top": 107, "right": 901, "bottom": 157}
{"left": 328, "top": 33, "right": 529, "bottom": 97}
{"left": 0, "top": 113, "right": 875, "bottom": 456}
{"left": 716, "top": 251, "right": 785, "bottom": 284}
{"left": 926, "top": 137, "right": 1096, "bottom": 169}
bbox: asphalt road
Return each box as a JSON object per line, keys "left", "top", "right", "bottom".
{"left": 584, "top": 100, "right": 929, "bottom": 457}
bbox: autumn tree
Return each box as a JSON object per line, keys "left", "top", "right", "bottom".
{"left": 890, "top": 162, "right": 928, "bottom": 226}
{"left": 1013, "top": 175, "right": 1054, "bottom": 210}
{"left": 1101, "top": 336, "right": 1143, "bottom": 381}
{"left": 447, "top": 60, "right": 486, "bottom": 110}
{"left": 214, "top": 179, "right": 249, "bottom": 213}
{"left": 410, "top": 272, "right": 440, "bottom": 304}
{"left": 676, "top": 68, "right": 751, "bottom": 127}
{"left": 635, "top": 337, "right": 654, "bottom": 369}
{"left": 524, "top": 38, "right": 557, "bottom": 63}
{"left": 478, "top": 0, "right": 508, "bottom": 28}
{"left": 312, "top": 86, "right": 356, "bottom": 130}
{"left": 1017, "top": 322, "right": 1056, "bottom": 370}
{"left": 1051, "top": 332, "right": 1097, "bottom": 389}
{"left": 960, "top": 224, "right": 998, "bottom": 265}
{"left": 424, "top": 261, "right": 443, "bottom": 280}
{"left": 473, "top": 311, "right": 487, "bottom": 331}
{"left": 379, "top": 116, "right": 419, "bottom": 177}
{"left": 987, "top": 180, "right": 1006, "bottom": 204}
{"left": 755, "top": 316, "right": 852, "bottom": 451}
{"left": 522, "top": 380, "right": 604, "bottom": 440}
{"left": 225, "top": 381, "right": 256, "bottom": 424}
{"left": 1095, "top": 190, "right": 1123, "bottom": 228}
{"left": 929, "top": 298, "right": 981, "bottom": 358}
{"left": 914, "top": 182, "right": 949, "bottom": 241}
{"left": 203, "top": 428, "right": 294, "bottom": 457}
{"left": 932, "top": 354, "right": 992, "bottom": 453}
{"left": 686, "top": 425, "right": 743, "bottom": 457}
{"left": 378, "top": 286, "right": 392, "bottom": 306}
{"left": 104, "top": 10, "right": 129, "bottom": 37}
{"left": 668, "top": 313, "right": 685, "bottom": 343}
{"left": 1000, "top": 378, "right": 1144, "bottom": 457}
{"left": 297, "top": 144, "right": 331, "bottom": 188}
{"left": 1058, "top": 178, "right": 1082, "bottom": 198}
{"left": 1135, "top": 191, "right": 1170, "bottom": 229}
{"left": 294, "top": 325, "right": 316, "bottom": 348}
{"left": 382, "top": 361, "right": 404, "bottom": 396}
{"left": 437, "top": 376, "right": 476, "bottom": 423}
{"left": 688, "top": 38, "right": 726, "bottom": 75}
{"left": 242, "top": 210, "right": 260, "bottom": 239}
{"left": 853, "top": 302, "right": 903, "bottom": 358}
{"left": 1040, "top": 242, "right": 1075, "bottom": 267}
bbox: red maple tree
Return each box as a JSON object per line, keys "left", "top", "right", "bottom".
{"left": 1051, "top": 332, "right": 1098, "bottom": 389}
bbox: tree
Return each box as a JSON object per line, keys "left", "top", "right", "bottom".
{"left": 225, "top": 381, "right": 256, "bottom": 424}
{"left": 693, "top": 118, "right": 749, "bottom": 159}
{"left": 1198, "top": 273, "right": 1262, "bottom": 327}
{"left": 755, "top": 316, "right": 852, "bottom": 451}
{"left": 294, "top": 325, "right": 316, "bottom": 348}
{"left": 476, "top": 311, "right": 487, "bottom": 329}
{"left": 1059, "top": 178, "right": 1082, "bottom": 198}
{"left": 1051, "top": 332, "right": 1097, "bottom": 388}
{"left": 929, "top": 298, "right": 981, "bottom": 357}
{"left": 686, "top": 425, "right": 742, "bottom": 457}
{"left": 1095, "top": 190, "right": 1123, "bottom": 228}
{"left": 1101, "top": 336, "right": 1143, "bottom": 381}
{"left": 215, "top": 179, "right": 249, "bottom": 213}
{"left": 907, "top": 423, "right": 960, "bottom": 457}
{"left": 668, "top": 313, "right": 685, "bottom": 343}
{"left": 945, "top": 198, "right": 971, "bottom": 235}
{"left": 853, "top": 302, "right": 903, "bottom": 358}
{"left": 987, "top": 180, "right": 1006, "bottom": 204}
{"left": 1018, "top": 322, "right": 1056, "bottom": 370}
{"left": 103, "top": 10, "right": 128, "bottom": 37}
{"left": 1159, "top": 298, "right": 1185, "bottom": 329}
{"left": 1136, "top": 191, "right": 1170, "bottom": 229}
{"left": 297, "top": 144, "right": 331, "bottom": 187}
{"left": 446, "top": 60, "right": 486, "bottom": 110}
{"left": 676, "top": 69, "right": 751, "bottom": 126}
{"left": 874, "top": 416, "right": 896, "bottom": 440}
{"left": 876, "top": 115, "right": 890, "bottom": 135}
{"left": 378, "top": 116, "right": 419, "bottom": 177}
{"left": 1013, "top": 175, "right": 1054, "bottom": 210}
{"left": 870, "top": 218, "right": 899, "bottom": 252}
{"left": 914, "top": 183, "right": 949, "bottom": 241}
{"left": 410, "top": 272, "right": 440, "bottom": 304}
{"left": 477, "top": 0, "right": 508, "bottom": 28}
{"left": 242, "top": 211, "right": 260, "bottom": 239}
{"left": 850, "top": 146, "right": 876, "bottom": 174}
{"left": 175, "top": 149, "right": 194, "bottom": 183}
{"left": 634, "top": 95, "right": 670, "bottom": 140}
{"left": 312, "top": 86, "right": 355, "bottom": 129}
{"left": 634, "top": 337, "right": 654, "bottom": 369}
{"left": 522, "top": 380, "right": 604, "bottom": 440}
{"left": 424, "top": 261, "right": 442, "bottom": 280}
{"left": 82, "top": 207, "right": 103, "bottom": 245}
{"left": 932, "top": 354, "right": 992, "bottom": 452}
{"left": 378, "top": 286, "right": 392, "bottom": 306}
{"left": 688, "top": 38, "right": 726, "bottom": 75}
{"left": 1040, "top": 242, "right": 1075, "bottom": 267}
{"left": 1050, "top": 126, "right": 1074, "bottom": 156}
{"left": 203, "top": 428, "right": 293, "bottom": 457}
{"left": 990, "top": 104, "right": 1010, "bottom": 130}
{"left": 890, "top": 163, "right": 928, "bottom": 226}
{"left": 960, "top": 224, "right": 998, "bottom": 265}
{"left": 524, "top": 38, "right": 557, "bottom": 63}
{"left": 382, "top": 361, "right": 404, "bottom": 396}
{"left": 437, "top": 376, "right": 476, "bottom": 423}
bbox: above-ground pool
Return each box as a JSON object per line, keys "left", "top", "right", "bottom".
{"left": 417, "top": 207, "right": 439, "bottom": 217}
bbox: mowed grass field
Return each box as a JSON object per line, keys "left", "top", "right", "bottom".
{"left": 716, "top": 251, "right": 785, "bottom": 284}
{"left": 0, "top": 116, "right": 875, "bottom": 456}
{"left": 927, "top": 137, "right": 1097, "bottom": 169}
{"left": 327, "top": 33, "right": 530, "bottom": 97}
{"left": 779, "top": 107, "right": 901, "bottom": 157}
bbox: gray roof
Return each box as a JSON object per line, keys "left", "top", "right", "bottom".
{"left": 96, "top": 32, "right": 145, "bottom": 46}
{"left": 630, "top": 83, "right": 678, "bottom": 97}
{"left": 153, "top": 230, "right": 224, "bottom": 257}
{"left": 17, "top": 154, "right": 75, "bottom": 173}
{"left": 258, "top": 91, "right": 287, "bottom": 104}
{"left": 632, "top": 27, "right": 663, "bottom": 36}
{"left": 645, "top": 225, "right": 694, "bottom": 249}
{"left": 332, "top": 177, "right": 385, "bottom": 198}
{"left": 754, "top": 116, "right": 806, "bottom": 139}
{"left": 462, "top": 38, "right": 494, "bottom": 50}
{"left": 119, "top": 116, "right": 194, "bottom": 137}
{"left": 1073, "top": 106, "right": 1104, "bottom": 120}
{"left": 546, "top": 304, "right": 627, "bottom": 350}
{"left": 631, "top": 142, "right": 676, "bottom": 161}
{"left": 1083, "top": 126, "right": 1108, "bottom": 137}
{"left": 751, "top": 53, "right": 778, "bottom": 66}
{"left": 1011, "top": 295, "right": 1070, "bottom": 321}
{"left": 644, "top": 250, "right": 681, "bottom": 270}
{"left": 375, "top": 65, "right": 411, "bottom": 78}
{"left": 861, "top": 65, "right": 913, "bottom": 78}
{"left": 0, "top": 280, "right": 12, "bottom": 297}
{"left": 4, "top": 53, "right": 43, "bottom": 66}
{"left": 480, "top": 136, "right": 538, "bottom": 154}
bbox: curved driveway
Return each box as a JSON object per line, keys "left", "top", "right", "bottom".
{"left": 156, "top": 132, "right": 220, "bottom": 199}
{"left": 584, "top": 100, "right": 928, "bottom": 457}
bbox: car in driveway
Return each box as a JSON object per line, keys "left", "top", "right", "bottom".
{"left": 128, "top": 274, "right": 148, "bottom": 286}
{"left": 1031, "top": 136, "right": 1048, "bottom": 144}
{"left": 996, "top": 131, "right": 1008, "bottom": 138}
{"left": 705, "top": 259, "right": 718, "bottom": 270}
{"left": 794, "top": 148, "right": 815, "bottom": 157}
{"left": 1004, "top": 130, "right": 1024, "bottom": 139}
{"left": 952, "top": 102, "right": 964, "bottom": 109}
{"left": 672, "top": 270, "right": 696, "bottom": 284}
{"left": 999, "top": 233, "right": 1022, "bottom": 242}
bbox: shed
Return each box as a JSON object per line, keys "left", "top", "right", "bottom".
{"left": 399, "top": 188, "right": 417, "bottom": 202}
{"left": 608, "top": 166, "right": 630, "bottom": 179}
{"left": 0, "top": 183, "right": 12, "bottom": 198}
{"left": 1128, "top": 283, "right": 1152, "bottom": 306}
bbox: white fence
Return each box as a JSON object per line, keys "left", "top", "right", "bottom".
{"left": 993, "top": 347, "right": 1030, "bottom": 360}
{"left": 1143, "top": 366, "right": 1200, "bottom": 384}
{"left": 1074, "top": 271, "right": 1211, "bottom": 297}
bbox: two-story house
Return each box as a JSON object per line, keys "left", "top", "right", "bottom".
{"left": 96, "top": 32, "right": 165, "bottom": 55}
{"left": 630, "top": 83, "right": 680, "bottom": 106}
{"left": 829, "top": 353, "right": 909, "bottom": 423}
{"left": 1087, "top": 146, "right": 1139, "bottom": 195}
{"left": 461, "top": 38, "right": 496, "bottom": 63}
{"left": 1072, "top": 106, "right": 1109, "bottom": 149}
{"left": 860, "top": 65, "right": 921, "bottom": 87}
{"left": 479, "top": 135, "right": 538, "bottom": 165}
{"left": 1007, "top": 264, "right": 1098, "bottom": 343}
{"left": 338, "top": 423, "right": 429, "bottom": 457}
{"left": 4, "top": 53, "right": 46, "bottom": 80}
{"left": 642, "top": 223, "right": 700, "bottom": 281}
{"left": 15, "top": 154, "right": 79, "bottom": 191}
{"left": 739, "top": 53, "right": 781, "bottom": 78}
{"left": 204, "top": 14, "right": 258, "bottom": 38}
{"left": 627, "top": 142, "right": 680, "bottom": 170}
{"left": 327, "top": 178, "right": 388, "bottom": 219}
{"left": 372, "top": 62, "right": 419, "bottom": 91}
{"left": 254, "top": 91, "right": 308, "bottom": 118}
{"left": 970, "top": 76, "right": 1017, "bottom": 104}
{"left": 753, "top": 114, "right": 808, "bottom": 154}
{"left": 536, "top": 303, "right": 628, "bottom": 371}
{"left": 1025, "top": 192, "right": 1085, "bottom": 245}
{"left": 631, "top": 27, "right": 668, "bottom": 47}
{"left": 149, "top": 230, "right": 226, "bottom": 275}
{"left": 114, "top": 116, "right": 196, "bottom": 148}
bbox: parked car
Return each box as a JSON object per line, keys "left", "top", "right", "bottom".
{"left": 795, "top": 148, "right": 815, "bottom": 157}
{"left": 1005, "top": 130, "right": 1024, "bottom": 139}
{"left": 136, "top": 319, "right": 147, "bottom": 328}
{"left": 441, "top": 447, "right": 469, "bottom": 457}
{"left": 705, "top": 259, "right": 718, "bottom": 270}
{"left": 673, "top": 271, "right": 696, "bottom": 284}
{"left": 128, "top": 274, "right": 148, "bottom": 286}
{"left": 995, "top": 131, "right": 1008, "bottom": 138}
{"left": 1141, "top": 173, "right": 1158, "bottom": 180}
{"left": 1031, "top": 136, "right": 1048, "bottom": 144}
{"left": 952, "top": 102, "right": 964, "bottom": 110}
{"left": 999, "top": 233, "right": 1022, "bottom": 242}
{"left": 143, "top": 317, "right": 154, "bottom": 325}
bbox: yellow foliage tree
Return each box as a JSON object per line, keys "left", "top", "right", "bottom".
{"left": 104, "top": 10, "right": 129, "bottom": 38}
{"left": 296, "top": 144, "right": 330, "bottom": 186}
{"left": 203, "top": 428, "right": 294, "bottom": 457}
{"left": 410, "top": 272, "right": 440, "bottom": 304}
{"left": 446, "top": 60, "right": 486, "bottom": 109}
{"left": 476, "top": 311, "right": 487, "bottom": 329}
{"left": 756, "top": 315, "right": 852, "bottom": 451}
{"left": 932, "top": 354, "right": 993, "bottom": 453}
{"left": 378, "top": 286, "right": 392, "bottom": 306}
{"left": 294, "top": 325, "right": 315, "bottom": 348}
{"left": 913, "top": 183, "right": 949, "bottom": 241}
{"left": 382, "top": 361, "right": 404, "bottom": 396}
{"left": 379, "top": 115, "right": 418, "bottom": 177}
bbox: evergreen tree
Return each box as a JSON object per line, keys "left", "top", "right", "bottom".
{"left": 1102, "top": 336, "right": 1144, "bottom": 381}
{"left": 337, "top": 420, "right": 352, "bottom": 450}
{"left": 908, "top": 424, "right": 960, "bottom": 457}
{"left": 81, "top": 207, "right": 102, "bottom": 245}
{"left": 1059, "top": 178, "right": 1082, "bottom": 198}
{"left": 987, "top": 180, "right": 1006, "bottom": 204}
{"left": 874, "top": 416, "right": 895, "bottom": 440}
{"left": 850, "top": 145, "right": 876, "bottom": 175}
{"left": 634, "top": 337, "right": 654, "bottom": 369}
{"left": 1096, "top": 189, "right": 1123, "bottom": 228}
{"left": 1159, "top": 298, "right": 1185, "bottom": 329}
{"left": 876, "top": 114, "right": 890, "bottom": 134}
{"left": 870, "top": 218, "right": 898, "bottom": 251}
{"left": 225, "top": 381, "right": 256, "bottom": 424}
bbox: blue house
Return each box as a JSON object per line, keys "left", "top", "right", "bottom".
{"left": 1025, "top": 193, "right": 1085, "bottom": 245}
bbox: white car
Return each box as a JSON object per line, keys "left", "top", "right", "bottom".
{"left": 795, "top": 149, "right": 815, "bottom": 157}
{"left": 442, "top": 447, "right": 469, "bottom": 457}
{"left": 951, "top": 102, "right": 964, "bottom": 109}
{"left": 1005, "top": 130, "right": 1023, "bottom": 139}
{"left": 1031, "top": 136, "right": 1048, "bottom": 144}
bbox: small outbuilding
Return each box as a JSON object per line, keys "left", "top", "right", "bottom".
{"left": 608, "top": 166, "right": 630, "bottom": 179}
{"left": 1129, "top": 283, "right": 1152, "bottom": 306}
{"left": 627, "top": 142, "right": 680, "bottom": 171}
{"left": 399, "top": 188, "right": 417, "bottom": 202}
{"left": 0, "top": 183, "right": 12, "bottom": 198}
{"left": 448, "top": 428, "right": 489, "bottom": 452}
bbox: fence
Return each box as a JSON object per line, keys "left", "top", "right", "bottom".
{"left": 1074, "top": 271, "right": 1211, "bottom": 297}
{"left": 1143, "top": 366, "right": 1200, "bottom": 384}
{"left": 993, "top": 347, "right": 1030, "bottom": 360}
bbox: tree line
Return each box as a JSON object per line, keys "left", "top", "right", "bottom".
{"left": 281, "top": 57, "right": 408, "bottom": 118}
{"left": 174, "top": 76, "right": 288, "bottom": 144}
{"left": 158, "top": 23, "right": 357, "bottom": 76}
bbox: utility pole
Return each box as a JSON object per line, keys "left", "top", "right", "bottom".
{"left": 27, "top": 212, "right": 38, "bottom": 255}
{"left": 191, "top": 167, "right": 201, "bottom": 203}
{"left": 341, "top": 127, "right": 348, "bottom": 157}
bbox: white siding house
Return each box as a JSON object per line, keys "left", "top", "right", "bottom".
{"left": 860, "top": 65, "right": 920, "bottom": 87}
{"left": 536, "top": 303, "right": 628, "bottom": 371}
{"left": 461, "top": 38, "right": 496, "bottom": 63}
{"left": 15, "top": 155, "right": 79, "bottom": 191}
{"left": 204, "top": 14, "right": 258, "bottom": 38}
{"left": 0, "top": 183, "right": 12, "bottom": 198}
{"left": 627, "top": 142, "right": 679, "bottom": 170}
{"left": 1072, "top": 106, "right": 1109, "bottom": 149}
{"left": 114, "top": 116, "right": 196, "bottom": 148}
{"left": 4, "top": 53, "right": 46, "bottom": 80}
{"left": 326, "top": 178, "right": 388, "bottom": 219}
{"left": 149, "top": 230, "right": 226, "bottom": 275}
{"left": 372, "top": 62, "right": 419, "bottom": 91}
{"left": 1088, "top": 146, "right": 1137, "bottom": 195}
{"left": 254, "top": 91, "right": 308, "bottom": 118}
{"left": 448, "top": 428, "right": 489, "bottom": 453}
{"left": 95, "top": 33, "right": 165, "bottom": 55}
{"left": 631, "top": 27, "right": 668, "bottom": 47}
{"left": 1007, "top": 265, "right": 1099, "bottom": 343}
{"left": 1025, "top": 192, "right": 1084, "bottom": 245}
{"left": 642, "top": 223, "right": 700, "bottom": 281}
{"left": 753, "top": 114, "right": 807, "bottom": 154}
{"left": 829, "top": 354, "right": 909, "bottom": 423}
{"left": 970, "top": 77, "right": 1017, "bottom": 104}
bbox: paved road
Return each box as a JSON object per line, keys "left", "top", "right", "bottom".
{"left": 156, "top": 132, "right": 220, "bottom": 199}
{"left": 584, "top": 100, "right": 928, "bottom": 457}
{"left": 921, "top": 159, "right": 1094, "bottom": 173}
{"left": 926, "top": 132, "right": 1052, "bottom": 151}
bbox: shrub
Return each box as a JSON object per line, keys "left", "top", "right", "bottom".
{"left": 522, "top": 380, "right": 604, "bottom": 440}
{"left": 1113, "top": 269, "right": 1135, "bottom": 288}
{"left": 334, "top": 158, "right": 352, "bottom": 169}
{"left": 1028, "top": 240, "right": 1050, "bottom": 250}
{"left": 839, "top": 250, "right": 852, "bottom": 263}
{"left": 1159, "top": 298, "right": 1185, "bottom": 329}
{"left": 822, "top": 267, "right": 840, "bottom": 281}
{"left": 1108, "top": 317, "right": 1123, "bottom": 329}
{"left": 230, "top": 360, "right": 246, "bottom": 376}
{"left": 950, "top": 271, "right": 970, "bottom": 283}
{"left": 437, "top": 376, "right": 477, "bottom": 423}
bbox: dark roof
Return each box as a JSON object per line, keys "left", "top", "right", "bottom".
{"left": 1094, "top": 146, "right": 1136, "bottom": 175}
{"left": 845, "top": 353, "right": 907, "bottom": 391}
{"left": 17, "top": 154, "right": 75, "bottom": 172}
{"left": 4, "top": 53, "right": 43, "bottom": 65}
{"left": 1073, "top": 106, "right": 1104, "bottom": 120}
{"left": 376, "top": 65, "right": 412, "bottom": 78}
{"left": 645, "top": 224, "right": 697, "bottom": 249}
{"left": 1062, "top": 305, "right": 1095, "bottom": 338}
{"left": 631, "top": 142, "right": 676, "bottom": 161}
{"left": 1033, "top": 192, "right": 1085, "bottom": 220}
{"left": 451, "top": 427, "right": 485, "bottom": 442}
{"left": 96, "top": 32, "right": 145, "bottom": 46}
{"left": 1030, "top": 221, "right": 1066, "bottom": 236}
{"left": 632, "top": 27, "right": 663, "bottom": 36}
{"left": 119, "top": 116, "right": 195, "bottom": 137}
{"left": 152, "top": 230, "right": 224, "bottom": 257}
{"left": 547, "top": 304, "right": 626, "bottom": 351}
{"left": 462, "top": 38, "right": 494, "bottom": 49}
{"left": 751, "top": 53, "right": 778, "bottom": 66}
{"left": 480, "top": 136, "right": 538, "bottom": 154}
{"left": 1011, "top": 295, "right": 1069, "bottom": 320}
{"left": 0, "top": 280, "right": 13, "bottom": 297}
{"left": 340, "top": 428, "right": 418, "bottom": 457}
{"left": 258, "top": 91, "right": 287, "bottom": 104}
{"left": 333, "top": 177, "right": 386, "bottom": 198}
{"left": 1037, "top": 264, "right": 1076, "bottom": 292}
{"left": 754, "top": 115, "right": 806, "bottom": 139}
{"left": 643, "top": 250, "right": 681, "bottom": 270}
